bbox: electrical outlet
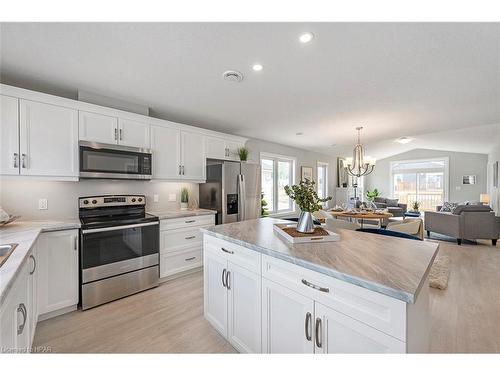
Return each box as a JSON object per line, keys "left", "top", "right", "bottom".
{"left": 153, "top": 194, "right": 159, "bottom": 203}
{"left": 38, "top": 198, "right": 48, "bottom": 210}
{"left": 168, "top": 193, "right": 176, "bottom": 202}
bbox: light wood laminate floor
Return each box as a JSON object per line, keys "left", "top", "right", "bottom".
{"left": 34, "top": 240, "right": 500, "bottom": 353}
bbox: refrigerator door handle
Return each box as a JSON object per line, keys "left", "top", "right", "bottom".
{"left": 237, "top": 174, "right": 246, "bottom": 222}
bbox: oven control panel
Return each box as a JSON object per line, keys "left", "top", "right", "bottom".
{"left": 79, "top": 195, "right": 145, "bottom": 208}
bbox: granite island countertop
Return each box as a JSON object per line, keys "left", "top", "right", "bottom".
{"left": 0, "top": 220, "right": 80, "bottom": 304}
{"left": 201, "top": 218, "right": 439, "bottom": 303}
{"left": 148, "top": 208, "right": 217, "bottom": 220}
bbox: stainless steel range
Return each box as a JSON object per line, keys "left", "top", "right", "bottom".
{"left": 78, "top": 195, "right": 159, "bottom": 310}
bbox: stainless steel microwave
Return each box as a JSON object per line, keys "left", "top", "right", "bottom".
{"left": 79, "top": 141, "right": 152, "bottom": 180}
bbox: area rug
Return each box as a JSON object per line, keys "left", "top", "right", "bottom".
{"left": 429, "top": 255, "right": 451, "bottom": 290}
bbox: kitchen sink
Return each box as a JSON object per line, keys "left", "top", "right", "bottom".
{"left": 0, "top": 243, "right": 18, "bottom": 267}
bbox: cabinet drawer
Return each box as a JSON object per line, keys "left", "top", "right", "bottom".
{"left": 160, "top": 247, "right": 203, "bottom": 278}
{"left": 161, "top": 226, "right": 205, "bottom": 253}
{"left": 261, "top": 254, "right": 406, "bottom": 341}
{"left": 160, "top": 215, "right": 214, "bottom": 231}
{"left": 203, "top": 235, "right": 261, "bottom": 274}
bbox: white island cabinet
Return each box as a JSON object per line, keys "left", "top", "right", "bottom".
{"left": 202, "top": 218, "right": 437, "bottom": 354}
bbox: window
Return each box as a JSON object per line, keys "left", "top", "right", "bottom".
{"left": 261, "top": 153, "right": 295, "bottom": 213}
{"left": 317, "top": 162, "right": 329, "bottom": 205}
{"left": 390, "top": 158, "right": 449, "bottom": 211}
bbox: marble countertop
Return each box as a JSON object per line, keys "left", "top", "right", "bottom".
{"left": 201, "top": 218, "right": 439, "bottom": 303}
{"left": 148, "top": 208, "right": 217, "bottom": 220}
{"left": 0, "top": 220, "right": 80, "bottom": 304}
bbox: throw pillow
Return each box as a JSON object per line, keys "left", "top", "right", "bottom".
{"left": 386, "top": 198, "right": 399, "bottom": 207}
{"left": 440, "top": 202, "right": 458, "bottom": 212}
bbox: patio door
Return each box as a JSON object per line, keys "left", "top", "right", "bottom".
{"left": 390, "top": 158, "right": 448, "bottom": 211}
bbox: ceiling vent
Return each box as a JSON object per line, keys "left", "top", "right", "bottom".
{"left": 222, "top": 70, "right": 244, "bottom": 82}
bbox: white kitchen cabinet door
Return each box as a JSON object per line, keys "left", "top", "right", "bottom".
{"left": 118, "top": 118, "right": 150, "bottom": 148}
{"left": 205, "top": 136, "right": 227, "bottom": 160}
{"left": 37, "top": 230, "right": 79, "bottom": 316}
{"left": 0, "top": 95, "right": 20, "bottom": 175}
{"left": 314, "top": 302, "right": 406, "bottom": 353}
{"left": 180, "top": 130, "right": 205, "bottom": 180}
{"left": 27, "top": 246, "right": 38, "bottom": 345}
{"left": 261, "top": 278, "right": 315, "bottom": 353}
{"left": 79, "top": 111, "right": 118, "bottom": 144}
{"left": 19, "top": 100, "right": 78, "bottom": 177}
{"left": 203, "top": 250, "right": 228, "bottom": 337}
{"left": 227, "top": 262, "right": 262, "bottom": 353}
{"left": 150, "top": 125, "right": 181, "bottom": 179}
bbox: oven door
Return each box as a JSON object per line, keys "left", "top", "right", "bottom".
{"left": 79, "top": 141, "right": 152, "bottom": 180}
{"left": 81, "top": 222, "right": 159, "bottom": 283}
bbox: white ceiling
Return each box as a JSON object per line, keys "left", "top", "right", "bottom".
{"left": 1, "top": 23, "right": 499, "bottom": 156}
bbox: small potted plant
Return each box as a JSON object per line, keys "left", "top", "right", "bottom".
{"left": 411, "top": 201, "right": 420, "bottom": 213}
{"left": 284, "top": 179, "right": 332, "bottom": 233}
{"left": 238, "top": 147, "right": 249, "bottom": 162}
{"left": 180, "top": 187, "right": 189, "bottom": 210}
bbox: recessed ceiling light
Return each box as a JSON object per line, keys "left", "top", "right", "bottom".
{"left": 299, "top": 32, "right": 314, "bottom": 44}
{"left": 222, "top": 70, "right": 243, "bottom": 82}
{"left": 395, "top": 136, "right": 413, "bottom": 144}
{"left": 252, "top": 63, "right": 263, "bottom": 72}
{"left": 296, "top": 132, "right": 303, "bottom": 136}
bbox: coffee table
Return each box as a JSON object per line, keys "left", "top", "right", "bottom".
{"left": 328, "top": 211, "right": 393, "bottom": 228}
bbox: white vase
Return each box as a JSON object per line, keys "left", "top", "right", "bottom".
{"left": 180, "top": 202, "right": 188, "bottom": 211}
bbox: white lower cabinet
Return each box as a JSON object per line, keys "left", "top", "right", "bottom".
{"left": 204, "top": 247, "right": 262, "bottom": 353}
{"left": 36, "top": 230, "right": 79, "bottom": 317}
{"left": 261, "top": 278, "right": 314, "bottom": 353}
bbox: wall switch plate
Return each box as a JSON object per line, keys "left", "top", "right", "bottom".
{"left": 38, "top": 198, "right": 48, "bottom": 210}
{"left": 168, "top": 193, "right": 176, "bottom": 202}
{"left": 153, "top": 194, "right": 159, "bottom": 203}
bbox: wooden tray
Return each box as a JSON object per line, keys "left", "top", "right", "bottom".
{"left": 273, "top": 224, "right": 340, "bottom": 244}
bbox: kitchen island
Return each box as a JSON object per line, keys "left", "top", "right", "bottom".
{"left": 201, "top": 218, "right": 439, "bottom": 353}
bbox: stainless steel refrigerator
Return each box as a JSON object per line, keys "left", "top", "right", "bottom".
{"left": 199, "top": 160, "right": 261, "bottom": 225}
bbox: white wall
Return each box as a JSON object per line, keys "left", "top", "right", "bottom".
{"left": 487, "top": 144, "right": 500, "bottom": 214}
{"left": 0, "top": 179, "right": 199, "bottom": 220}
{"left": 245, "top": 138, "right": 337, "bottom": 214}
{"left": 364, "top": 148, "right": 488, "bottom": 203}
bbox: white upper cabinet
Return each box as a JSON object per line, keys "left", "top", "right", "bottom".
{"left": 79, "top": 111, "right": 118, "bottom": 144}
{"left": 205, "top": 136, "right": 245, "bottom": 161}
{"left": 0, "top": 95, "right": 20, "bottom": 175}
{"left": 19, "top": 100, "right": 78, "bottom": 177}
{"left": 150, "top": 125, "right": 181, "bottom": 179}
{"left": 118, "top": 119, "right": 150, "bottom": 148}
{"left": 181, "top": 130, "right": 205, "bottom": 180}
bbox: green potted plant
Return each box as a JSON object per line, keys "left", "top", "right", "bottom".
{"left": 180, "top": 187, "right": 189, "bottom": 210}
{"left": 411, "top": 201, "right": 420, "bottom": 212}
{"left": 238, "top": 147, "right": 249, "bottom": 162}
{"left": 284, "top": 179, "right": 332, "bottom": 233}
{"left": 366, "top": 188, "right": 380, "bottom": 202}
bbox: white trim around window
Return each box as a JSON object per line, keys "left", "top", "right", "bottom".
{"left": 317, "top": 161, "right": 329, "bottom": 206}
{"left": 260, "top": 152, "right": 296, "bottom": 215}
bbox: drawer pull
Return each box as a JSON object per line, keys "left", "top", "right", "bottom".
{"left": 185, "top": 256, "right": 196, "bottom": 261}
{"left": 185, "top": 235, "right": 196, "bottom": 240}
{"left": 221, "top": 247, "right": 234, "bottom": 254}
{"left": 301, "top": 279, "right": 329, "bottom": 293}
{"left": 185, "top": 220, "right": 196, "bottom": 223}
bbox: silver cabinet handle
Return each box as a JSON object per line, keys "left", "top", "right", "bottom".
{"left": 17, "top": 303, "right": 27, "bottom": 335}
{"left": 185, "top": 235, "right": 196, "bottom": 240}
{"left": 185, "top": 220, "right": 196, "bottom": 223}
{"left": 29, "top": 254, "right": 36, "bottom": 275}
{"left": 119, "top": 128, "right": 123, "bottom": 141}
{"left": 221, "top": 247, "right": 234, "bottom": 255}
{"left": 185, "top": 256, "right": 196, "bottom": 261}
{"left": 182, "top": 165, "right": 185, "bottom": 175}
{"left": 13, "top": 153, "right": 19, "bottom": 168}
{"left": 305, "top": 312, "right": 312, "bottom": 341}
{"left": 21, "top": 153, "right": 27, "bottom": 168}
{"left": 222, "top": 269, "right": 227, "bottom": 287}
{"left": 315, "top": 317, "right": 322, "bottom": 348}
{"left": 114, "top": 127, "right": 118, "bottom": 141}
{"left": 301, "top": 279, "right": 329, "bottom": 293}
{"left": 225, "top": 270, "right": 231, "bottom": 290}
{"left": 74, "top": 235, "right": 78, "bottom": 250}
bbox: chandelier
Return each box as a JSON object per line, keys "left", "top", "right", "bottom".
{"left": 346, "top": 127, "right": 376, "bottom": 177}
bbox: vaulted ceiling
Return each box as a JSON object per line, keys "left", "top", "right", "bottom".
{"left": 1, "top": 22, "right": 499, "bottom": 157}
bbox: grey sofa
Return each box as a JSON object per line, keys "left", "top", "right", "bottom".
{"left": 373, "top": 197, "right": 407, "bottom": 217}
{"left": 425, "top": 204, "right": 498, "bottom": 245}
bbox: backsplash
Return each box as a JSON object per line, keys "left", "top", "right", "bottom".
{"left": 0, "top": 179, "right": 199, "bottom": 220}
